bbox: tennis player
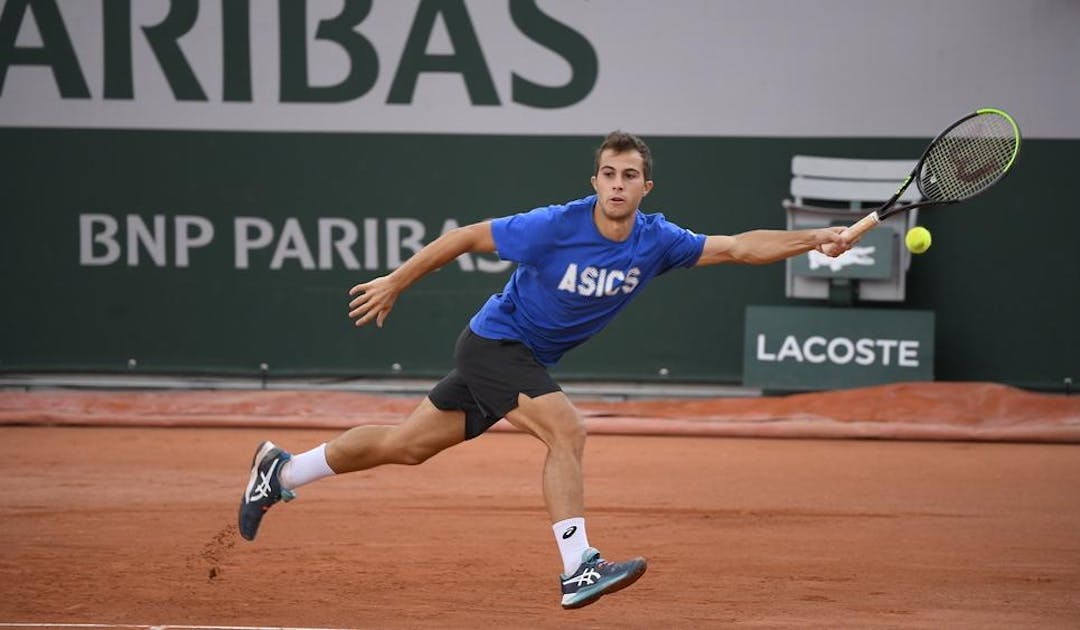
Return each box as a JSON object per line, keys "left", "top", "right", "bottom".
{"left": 239, "top": 131, "right": 851, "bottom": 609}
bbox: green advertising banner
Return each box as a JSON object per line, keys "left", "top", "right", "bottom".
{"left": 1, "top": 130, "right": 1077, "bottom": 390}
{"left": 743, "top": 305, "right": 935, "bottom": 391}
{"left": 1, "top": 1, "right": 1077, "bottom": 389}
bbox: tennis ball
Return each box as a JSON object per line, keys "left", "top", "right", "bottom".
{"left": 905, "top": 226, "right": 932, "bottom": 254}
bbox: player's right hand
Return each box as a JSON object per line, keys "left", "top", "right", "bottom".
{"left": 815, "top": 227, "right": 853, "bottom": 258}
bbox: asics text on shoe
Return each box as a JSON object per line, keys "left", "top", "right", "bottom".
{"left": 238, "top": 441, "right": 295, "bottom": 541}
{"left": 560, "top": 547, "right": 647, "bottom": 609}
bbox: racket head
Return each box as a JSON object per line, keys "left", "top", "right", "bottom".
{"left": 915, "top": 108, "right": 1021, "bottom": 203}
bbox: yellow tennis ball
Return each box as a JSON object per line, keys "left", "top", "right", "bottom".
{"left": 905, "top": 226, "right": 932, "bottom": 254}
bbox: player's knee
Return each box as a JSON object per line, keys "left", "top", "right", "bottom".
{"left": 396, "top": 451, "right": 426, "bottom": 466}
{"left": 548, "top": 412, "right": 587, "bottom": 453}
{"left": 390, "top": 441, "right": 434, "bottom": 466}
{"left": 509, "top": 393, "right": 586, "bottom": 453}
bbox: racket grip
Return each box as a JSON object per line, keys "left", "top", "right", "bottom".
{"left": 842, "top": 212, "right": 882, "bottom": 242}
{"left": 819, "top": 212, "right": 880, "bottom": 257}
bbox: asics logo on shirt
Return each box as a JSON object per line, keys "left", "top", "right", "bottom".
{"left": 557, "top": 264, "right": 641, "bottom": 297}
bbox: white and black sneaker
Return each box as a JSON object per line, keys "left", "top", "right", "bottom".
{"left": 238, "top": 441, "right": 295, "bottom": 541}
{"left": 560, "top": 547, "right": 647, "bottom": 609}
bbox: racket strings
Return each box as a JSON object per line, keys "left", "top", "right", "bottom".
{"left": 919, "top": 114, "right": 1018, "bottom": 201}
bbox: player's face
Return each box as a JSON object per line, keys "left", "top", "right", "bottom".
{"left": 590, "top": 149, "right": 654, "bottom": 222}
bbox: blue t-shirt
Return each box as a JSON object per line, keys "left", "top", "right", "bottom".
{"left": 469, "top": 195, "right": 706, "bottom": 366}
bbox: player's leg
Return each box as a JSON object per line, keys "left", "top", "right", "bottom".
{"left": 504, "top": 392, "right": 647, "bottom": 610}
{"left": 503, "top": 391, "right": 585, "bottom": 521}
{"left": 447, "top": 328, "right": 648, "bottom": 608}
{"left": 323, "top": 397, "right": 466, "bottom": 472}
{"left": 238, "top": 396, "right": 466, "bottom": 541}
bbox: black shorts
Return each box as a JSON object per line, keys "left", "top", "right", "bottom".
{"left": 428, "top": 327, "right": 562, "bottom": 440}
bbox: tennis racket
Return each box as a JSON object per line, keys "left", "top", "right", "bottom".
{"left": 822, "top": 108, "right": 1021, "bottom": 253}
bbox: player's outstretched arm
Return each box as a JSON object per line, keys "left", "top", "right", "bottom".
{"left": 695, "top": 227, "right": 850, "bottom": 267}
{"left": 348, "top": 221, "right": 497, "bottom": 327}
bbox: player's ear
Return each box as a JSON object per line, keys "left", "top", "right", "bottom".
{"left": 643, "top": 180, "right": 654, "bottom": 195}
{"left": 590, "top": 175, "right": 598, "bottom": 192}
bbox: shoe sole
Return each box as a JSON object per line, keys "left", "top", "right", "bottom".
{"left": 561, "top": 559, "right": 647, "bottom": 610}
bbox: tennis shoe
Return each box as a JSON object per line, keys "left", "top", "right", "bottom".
{"left": 559, "top": 547, "right": 647, "bottom": 609}
{"left": 238, "top": 440, "right": 295, "bottom": 541}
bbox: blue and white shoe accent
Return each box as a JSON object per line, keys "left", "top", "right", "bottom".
{"left": 560, "top": 547, "right": 647, "bottom": 609}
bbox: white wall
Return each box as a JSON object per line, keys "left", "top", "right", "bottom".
{"left": 1, "top": 0, "right": 1077, "bottom": 137}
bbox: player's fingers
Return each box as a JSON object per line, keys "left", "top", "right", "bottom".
{"left": 348, "top": 291, "right": 372, "bottom": 310}
{"left": 818, "top": 239, "right": 843, "bottom": 257}
{"left": 826, "top": 228, "right": 853, "bottom": 254}
{"left": 348, "top": 282, "right": 368, "bottom": 296}
{"left": 352, "top": 295, "right": 388, "bottom": 319}
{"left": 353, "top": 307, "right": 381, "bottom": 327}
{"left": 348, "top": 294, "right": 379, "bottom": 318}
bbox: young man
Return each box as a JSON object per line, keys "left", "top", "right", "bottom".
{"left": 239, "top": 131, "right": 851, "bottom": 609}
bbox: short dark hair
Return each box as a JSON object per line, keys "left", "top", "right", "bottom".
{"left": 594, "top": 131, "right": 653, "bottom": 180}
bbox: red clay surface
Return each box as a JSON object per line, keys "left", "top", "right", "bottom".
{"left": 2, "top": 426, "right": 1078, "bottom": 628}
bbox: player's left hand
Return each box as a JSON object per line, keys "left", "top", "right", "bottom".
{"left": 348, "top": 275, "right": 401, "bottom": 328}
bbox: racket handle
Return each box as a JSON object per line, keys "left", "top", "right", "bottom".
{"left": 819, "top": 211, "right": 880, "bottom": 257}
{"left": 842, "top": 211, "right": 882, "bottom": 242}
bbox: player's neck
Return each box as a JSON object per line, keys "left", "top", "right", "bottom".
{"left": 592, "top": 203, "right": 635, "bottom": 242}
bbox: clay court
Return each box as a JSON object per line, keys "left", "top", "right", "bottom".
{"left": 2, "top": 385, "right": 1079, "bottom": 629}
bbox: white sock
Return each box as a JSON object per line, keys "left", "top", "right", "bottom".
{"left": 279, "top": 443, "right": 335, "bottom": 491}
{"left": 553, "top": 517, "right": 590, "bottom": 575}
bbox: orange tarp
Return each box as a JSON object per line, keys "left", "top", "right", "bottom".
{"left": 2, "top": 382, "right": 1077, "bottom": 442}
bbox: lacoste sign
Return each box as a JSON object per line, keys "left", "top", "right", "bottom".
{"left": 754, "top": 334, "right": 920, "bottom": 368}
{"left": 743, "top": 305, "right": 934, "bottom": 390}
